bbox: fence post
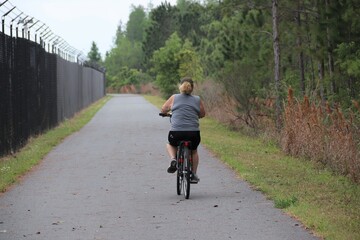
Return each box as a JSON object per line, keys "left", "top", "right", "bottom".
{"left": 2, "top": 5, "right": 16, "bottom": 33}
{"left": 35, "top": 23, "right": 45, "bottom": 44}
{"left": 10, "top": 12, "right": 23, "bottom": 38}
{"left": 28, "top": 19, "right": 39, "bottom": 42}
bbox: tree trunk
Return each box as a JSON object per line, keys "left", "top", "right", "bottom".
{"left": 296, "top": 0, "right": 305, "bottom": 96}
{"left": 304, "top": 12, "right": 316, "bottom": 91}
{"left": 272, "top": 0, "right": 282, "bottom": 130}
{"left": 318, "top": 59, "right": 325, "bottom": 105}
{"left": 325, "top": 0, "right": 335, "bottom": 94}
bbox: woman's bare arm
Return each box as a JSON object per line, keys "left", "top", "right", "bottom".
{"left": 199, "top": 99, "right": 206, "bottom": 118}
{"left": 161, "top": 95, "right": 175, "bottom": 113}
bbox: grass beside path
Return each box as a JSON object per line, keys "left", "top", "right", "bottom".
{"left": 144, "top": 95, "right": 360, "bottom": 240}
{"left": 0, "top": 96, "right": 111, "bottom": 193}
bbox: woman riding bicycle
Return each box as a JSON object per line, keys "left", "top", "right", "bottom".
{"left": 161, "top": 77, "right": 206, "bottom": 183}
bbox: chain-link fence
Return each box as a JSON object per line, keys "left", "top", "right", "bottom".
{"left": 0, "top": 1, "right": 105, "bottom": 156}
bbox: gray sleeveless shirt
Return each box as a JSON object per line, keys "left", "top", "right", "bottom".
{"left": 171, "top": 94, "right": 200, "bottom": 131}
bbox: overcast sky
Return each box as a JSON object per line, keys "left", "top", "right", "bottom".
{"left": 6, "top": 0, "right": 177, "bottom": 57}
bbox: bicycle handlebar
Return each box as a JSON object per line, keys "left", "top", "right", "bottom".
{"left": 159, "top": 112, "right": 172, "bottom": 117}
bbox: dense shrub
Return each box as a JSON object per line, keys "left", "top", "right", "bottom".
{"left": 281, "top": 88, "right": 360, "bottom": 182}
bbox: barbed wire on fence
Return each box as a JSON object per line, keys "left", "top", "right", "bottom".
{"left": 0, "top": 0, "right": 87, "bottom": 63}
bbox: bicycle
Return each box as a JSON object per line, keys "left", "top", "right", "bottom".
{"left": 159, "top": 112, "right": 195, "bottom": 199}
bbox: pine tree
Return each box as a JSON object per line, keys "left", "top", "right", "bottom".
{"left": 87, "top": 41, "right": 102, "bottom": 64}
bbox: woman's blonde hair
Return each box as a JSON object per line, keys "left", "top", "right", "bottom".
{"left": 179, "top": 77, "right": 194, "bottom": 95}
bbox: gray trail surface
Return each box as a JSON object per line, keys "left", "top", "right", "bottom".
{"left": 0, "top": 95, "right": 318, "bottom": 240}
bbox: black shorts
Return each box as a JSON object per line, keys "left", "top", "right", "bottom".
{"left": 168, "top": 131, "right": 201, "bottom": 150}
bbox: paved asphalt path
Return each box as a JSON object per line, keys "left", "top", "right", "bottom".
{"left": 0, "top": 95, "right": 319, "bottom": 240}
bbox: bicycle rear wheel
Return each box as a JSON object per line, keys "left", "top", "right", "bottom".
{"left": 176, "top": 164, "right": 182, "bottom": 195}
{"left": 176, "top": 147, "right": 182, "bottom": 195}
{"left": 183, "top": 146, "right": 191, "bottom": 199}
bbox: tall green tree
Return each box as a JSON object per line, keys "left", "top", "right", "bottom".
{"left": 202, "top": 7, "right": 272, "bottom": 127}
{"left": 114, "top": 21, "right": 125, "bottom": 45}
{"left": 87, "top": 41, "right": 102, "bottom": 64}
{"left": 105, "top": 38, "right": 144, "bottom": 77}
{"left": 178, "top": 1, "right": 206, "bottom": 47}
{"left": 177, "top": 39, "right": 203, "bottom": 82}
{"left": 126, "top": 5, "right": 148, "bottom": 43}
{"left": 104, "top": 6, "right": 149, "bottom": 89}
{"left": 151, "top": 32, "right": 182, "bottom": 98}
{"left": 143, "top": 2, "right": 179, "bottom": 65}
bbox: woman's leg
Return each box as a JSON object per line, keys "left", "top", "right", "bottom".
{"left": 166, "top": 143, "right": 177, "bottom": 173}
{"left": 166, "top": 143, "right": 177, "bottom": 159}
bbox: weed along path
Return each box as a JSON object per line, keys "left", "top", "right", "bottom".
{"left": 0, "top": 94, "right": 318, "bottom": 240}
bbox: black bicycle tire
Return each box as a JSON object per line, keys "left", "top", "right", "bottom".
{"left": 177, "top": 175, "right": 182, "bottom": 195}
{"left": 176, "top": 146, "right": 182, "bottom": 195}
{"left": 176, "top": 165, "right": 182, "bottom": 195}
{"left": 183, "top": 146, "right": 191, "bottom": 199}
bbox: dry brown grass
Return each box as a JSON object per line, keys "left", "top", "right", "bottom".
{"left": 281, "top": 88, "right": 360, "bottom": 182}
{"left": 194, "top": 80, "right": 235, "bottom": 124}
{"left": 195, "top": 79, "right": 276, "bottom": 136}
